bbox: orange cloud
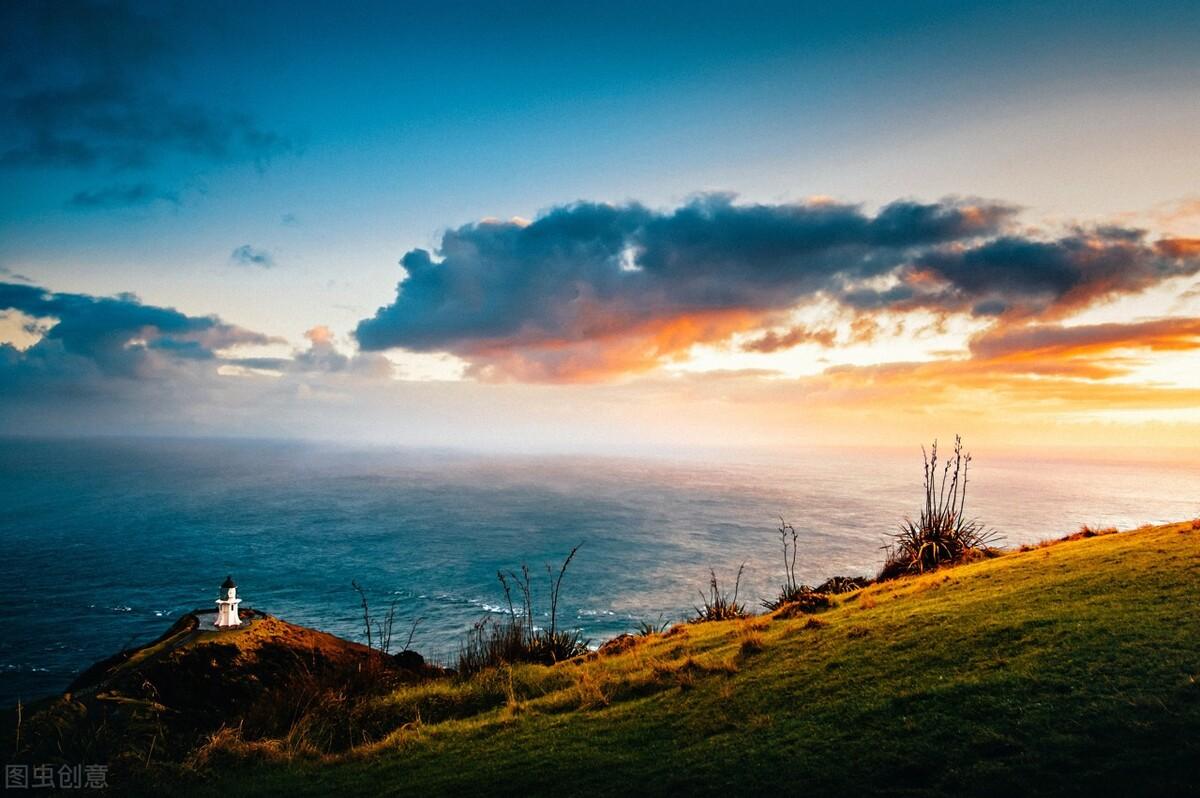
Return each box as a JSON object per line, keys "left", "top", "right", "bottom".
{"left": 803, "top": 355, "right": 1200, "bottom": 415}
{"left": 970, "top": 317, "right": 1200, "bottom": 362}
{"left": 462, "top": 309, "right": 763, "bottom": 383}
{"left": 741, "top": 324, "right": 838, "bottom": 353}
{"left": 1156, "top": 238, "right": 1200, "bottom": 257}
{"left": 681, "top": 316, "right": 1200, "bottom": 442}
{"left": 304, "top": 325, "right": 335, "bottom": 346}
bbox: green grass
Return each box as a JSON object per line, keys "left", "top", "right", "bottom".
{"left": 129, "top": 522, "right": 1200, "bottom": 795}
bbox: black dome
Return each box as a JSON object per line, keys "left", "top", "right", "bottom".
{"left": 221, "top": 575, "right": 236, "bottom": 589}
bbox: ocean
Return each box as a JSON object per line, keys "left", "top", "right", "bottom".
{"left": 1, "top": 436, "right": 1196, "bottom": 707}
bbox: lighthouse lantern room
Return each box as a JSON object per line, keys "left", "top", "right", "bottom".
{"left": 215, "top": 575, "right": 242, "bottom": 628}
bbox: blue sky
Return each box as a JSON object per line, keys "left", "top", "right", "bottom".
{"left": 2, "top": 1, "right": 1199, "bottom": 449}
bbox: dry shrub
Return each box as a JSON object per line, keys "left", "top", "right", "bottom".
{"left": 1076, "top": 524, "right": 1119, "bottom": 538}
{"left": 815, "top": 575, "right": 872, "bottom": 594}
{"left": 1035, "top": 524, "right": 1122, "bottom": 549}
{"left": 188, "top": 725, "right": 288, "bottom": 770}
{"left": 596, "top": 633, "right": 638, "bottom": 657}
{"left": 739, "top": 630, "right": 765, "bottom": 655}
{"left": 574, "top": 667, "right": 610, "bottom": 709}
{"left": 744, "top": 616, "right": 770, "bottom": 632}
{"left": 770, "top": 591, "right": 832, "bottom": 617}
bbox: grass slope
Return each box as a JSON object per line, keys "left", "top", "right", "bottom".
{"left": 155, "top": 522, "right": 1199, "bottom": 796}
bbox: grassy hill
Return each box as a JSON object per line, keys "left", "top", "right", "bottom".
{"left": 15, "top": 521, "right": 1200, "bottom": 796}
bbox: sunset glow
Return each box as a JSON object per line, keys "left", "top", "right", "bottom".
{"left": 1, "top": 1, "right": 1198, "bottom": 453}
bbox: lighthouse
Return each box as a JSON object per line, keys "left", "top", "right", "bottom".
{"left": 215, "top": 575, "right": 242, "bottom": 628}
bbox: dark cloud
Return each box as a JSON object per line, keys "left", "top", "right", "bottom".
{"left": 0, "top": 284, "right": 395, "bottom": 430}
{"left": 231, "top": 244, "right": 275, "bottom": 269}
{"left": 0, "top": 281, "right": 278, "bottom": 380}
{"left": 0, "top": 1, "right": 291, "bottom": 195}
{"left": 355, "top": 196, "right": 1200, "bottom": 380}
{"left": 895, "top": 231, "right": 1200, "bottom": 320}
{"left": 68, "top": 182, "right": 180, "bottom": 209}
{"left": 356, "top": 195, "right": 1014, "bottom": 380}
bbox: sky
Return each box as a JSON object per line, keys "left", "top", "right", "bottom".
{"left": 1, "top": 0, "right": 1199, "bottom": 453}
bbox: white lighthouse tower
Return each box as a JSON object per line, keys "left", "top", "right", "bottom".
{"left": 215, "top": 575, "right": 242, "bottom": 628}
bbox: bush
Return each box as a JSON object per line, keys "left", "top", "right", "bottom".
{"left": 760, "top": 519, "right": 837, "bottom": 612}
{"left": 880, "top": 435, "right": 999, "bottom": 580}
{"left": 1076, "top": 524, "right": 1119, "bottom": 537}
{"left": 766, "top": 589, "right": 831, "bottom": 615}
{"left": 635, "top": 616, "right": 670, "bottom": 636}
{"left": 691, "top": 565, "right": 749, "bottom": 623}
{"left": 456, "top": 545, "right": 590, "bottom": 674}
{"left": 814, "top": 575, "right": 872, "bottom": 594}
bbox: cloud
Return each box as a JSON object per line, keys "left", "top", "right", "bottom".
{"left": 356, "top": 196, "right": 1200, "bottom": 381}
{"left": 1155, "top": 238, "right": 1200, "bottom": 258}
{"left": 0, "top": 267, "right": 33, "bottom": 283}
{"left": 876, "top": 231, "right": 1200, "bottom": 321}
{"left": 2, "top": 275, "right": 1197, "bottom": 448}
{"left": 969, "top": 317, "right": 1200, "bottom": 362}
{"left": 1137, "top": 197, "right": 1200, "bottom": 230}
{"left": 68, "top": 183, "right": 180, "bottom": 209}
{"left": 0, "top": 283, "right": 400, "bottom": 438}
{"left": 356, "top": 195, "right": 1016, "bottom": 381}
{"left": 741, "top": 325, "right": 838, "bottom": 353}
{"left": 739, "top": 314, "right": 881, "bottom": 354}
{"left": 0, "top": 1, "right": 291, "bottom": 193}
{"left": 231, "top": 244, "right": 275, "bottom": 269}
{"left": 0, "top": 281, "right": 279, "bottom": 381}
{"left": 806, "top": 357, "right": 1200, "bottom": 416}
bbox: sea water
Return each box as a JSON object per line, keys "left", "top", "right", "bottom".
{"left": 1, "top": 436, "right": 1197, "bottom": 706}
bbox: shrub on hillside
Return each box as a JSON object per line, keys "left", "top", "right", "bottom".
{"left": 457, "top": 545, "right": 589, "bottom": 674}
{"left": 691, "top": 565, "right": 750, "bottom": 623}
{"left": 764, "top": 588, "right": 831, "bottom": 614}
{"left": 635, "top": 616, "right": 670, "bottom": 636}
{"left": 814, "top": 575, "right": 872, "bottom": 594}
{"left": 880, "top": 436, "right": 999, "bottom": 580}
{"left": 760, "top": 519, "right": 837, "bottom": 612}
